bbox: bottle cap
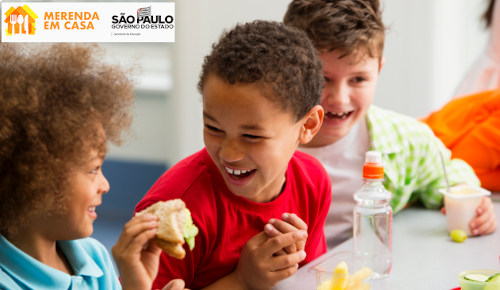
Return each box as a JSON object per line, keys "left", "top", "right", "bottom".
{"left": 363, "top": 151, "right": 384, "bottom": 179}
{"left": 365, "top": 151, "right": 382, "bottom": 163}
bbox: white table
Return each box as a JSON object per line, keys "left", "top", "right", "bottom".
{"left": 275, "top": 199, "right": 500, "bottom": 290}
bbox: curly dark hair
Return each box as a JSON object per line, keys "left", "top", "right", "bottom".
{"left": 284, "top": 0, "right": 386, "bottom": 59}
{"left": 0, "top": 43, "right": 135, "bottom": 236}
{"left": 197, "top": 20, "right": 323, "bottom": 121}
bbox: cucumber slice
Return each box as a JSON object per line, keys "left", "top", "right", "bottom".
{"left": 486, "top": 273, "right": 500, "bottom": 282}
{"left": 465, "top": 274, "right": 490, "bottom": 282}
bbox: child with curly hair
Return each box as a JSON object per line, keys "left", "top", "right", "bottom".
{"left": 0, "top": 43, "right": 183, "bottom": 290}
{"left": 284, "top": 0, "right": 496, "bottom": 248}
{"left": 134, "top": 20, "right": 331, "bottom": 289}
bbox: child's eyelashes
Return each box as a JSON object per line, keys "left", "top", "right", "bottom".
{"left": 351, "top": 76, "right": 367, "bottom": 83}
{"left": 242, "top": 134, "right": 262, "bottom": 140}
{"left": 89, "top": 166, "right": 102, "bottom": 174}
{"left": 205, "top": 124, "right": 223, "bottom": 134}
{"left": 323, "top": 76, "right": 367, "bottom": 84}
{"left": 205, "top": 124, "right": 265, "bottom": 141}
{"left": 205, "top": 124, "right": 219, "bottom": 131}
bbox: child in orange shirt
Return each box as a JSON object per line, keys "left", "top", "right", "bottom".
{"left": 422, "top": 89, "right": 500, "bottom": 192}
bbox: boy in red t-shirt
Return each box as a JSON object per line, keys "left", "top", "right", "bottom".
{"left": 134, "top": 20, "right": 332, "bottom": 289}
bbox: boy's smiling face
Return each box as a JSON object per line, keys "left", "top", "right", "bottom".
{"left": 306, "top": 49, "right": 383, "bottom": 147}
{"left": 202, "top": 74, "right": 305, "bottom": 203}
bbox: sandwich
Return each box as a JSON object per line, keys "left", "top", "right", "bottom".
{"left": 136, "top": 199, "right": 199, "bottom": 259}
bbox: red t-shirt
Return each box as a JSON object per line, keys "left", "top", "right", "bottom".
{"left": 134, "top": 148, "right": 331, "bottom": 289}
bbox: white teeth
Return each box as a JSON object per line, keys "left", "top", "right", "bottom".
{"left": 89, "top": 207, "right": 96, "bottom": 212}
{"left": 225, "top": 167, "right": 250, "bottom": 176}
{"left": 329, "top": 111, "right": 350, "bottom": 119}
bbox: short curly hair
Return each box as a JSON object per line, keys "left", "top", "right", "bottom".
{"left": 0, "top": 43, "right": 135, "bottom": 236}
{"left": 284, "top": 0, "right": 386, "bottom": 60}
{"left": 197, "top": 20, "right": 323, "bottom": 121}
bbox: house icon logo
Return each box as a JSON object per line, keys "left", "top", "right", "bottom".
{"left": 4, "top": 5, "right": 38, "bottom": 36}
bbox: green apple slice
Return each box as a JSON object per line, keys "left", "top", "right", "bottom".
{"left": 486, "top": 273, "right": 500, "bottom": 282}
{"left": 464, "top": 274, "right": 490, "bottom": 282}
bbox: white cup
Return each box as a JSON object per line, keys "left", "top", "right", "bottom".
{"left": 440, "top": 184, "right": 491, "bottom": 236}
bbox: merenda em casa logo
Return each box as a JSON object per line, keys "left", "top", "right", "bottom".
{"left": 4, "top": 5, "right": 38, "bottom": 35}
{"left": 4, "top": 4, "right": 98, "bottom": 35}
{"left": 4, "top": 4, "right": 174, "bottom": 37}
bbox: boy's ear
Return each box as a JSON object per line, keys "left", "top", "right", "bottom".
{"left": 298, "top": 105, "right": 324, "bottom": 144}
{"left": 379, "top": 56, "right": 385, "bottom": 72}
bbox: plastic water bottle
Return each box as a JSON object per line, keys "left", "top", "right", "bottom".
{"left": 353, "top": 151, "right": 392, "bottom": 279}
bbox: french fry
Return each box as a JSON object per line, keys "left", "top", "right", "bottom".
{"left": 316, "top": 262, "right": 372, "bottom": 290}
{"left": 347, "top": 266, "right": 372, "bottom": 289}
{"left": 317, "top": 280, "right": 332, "bottom": 290}
{"left": 331, "top": 261, "right": 349, "bottom": 290}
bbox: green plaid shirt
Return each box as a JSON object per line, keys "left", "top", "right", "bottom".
{"left": 367, "top": 106, "right": 480, "bottom": 213}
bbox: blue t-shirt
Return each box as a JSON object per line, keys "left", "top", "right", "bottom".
{"left": 0, "top": 235, "right": 121, "bottom": 289}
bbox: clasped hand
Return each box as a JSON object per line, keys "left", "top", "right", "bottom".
{"left": 233, "top": 213, "right": 308, "bottom": 290}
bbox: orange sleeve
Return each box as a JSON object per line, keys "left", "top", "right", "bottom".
{"left": 422, "top": 89, "right": 500, "bottom": 173}
{"left": 451, "top": 112, "right": 500, "bottom": 169}
{"left": 475, "top": 169, "right": 500, "bottom": 192}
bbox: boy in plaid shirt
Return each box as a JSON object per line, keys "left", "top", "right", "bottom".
{"left": 281, "top": 0, "right": 497, "bottom": 248}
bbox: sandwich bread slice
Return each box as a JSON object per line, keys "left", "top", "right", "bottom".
{"left": 136, "top": 199, "right": 198, "bottom": 259}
